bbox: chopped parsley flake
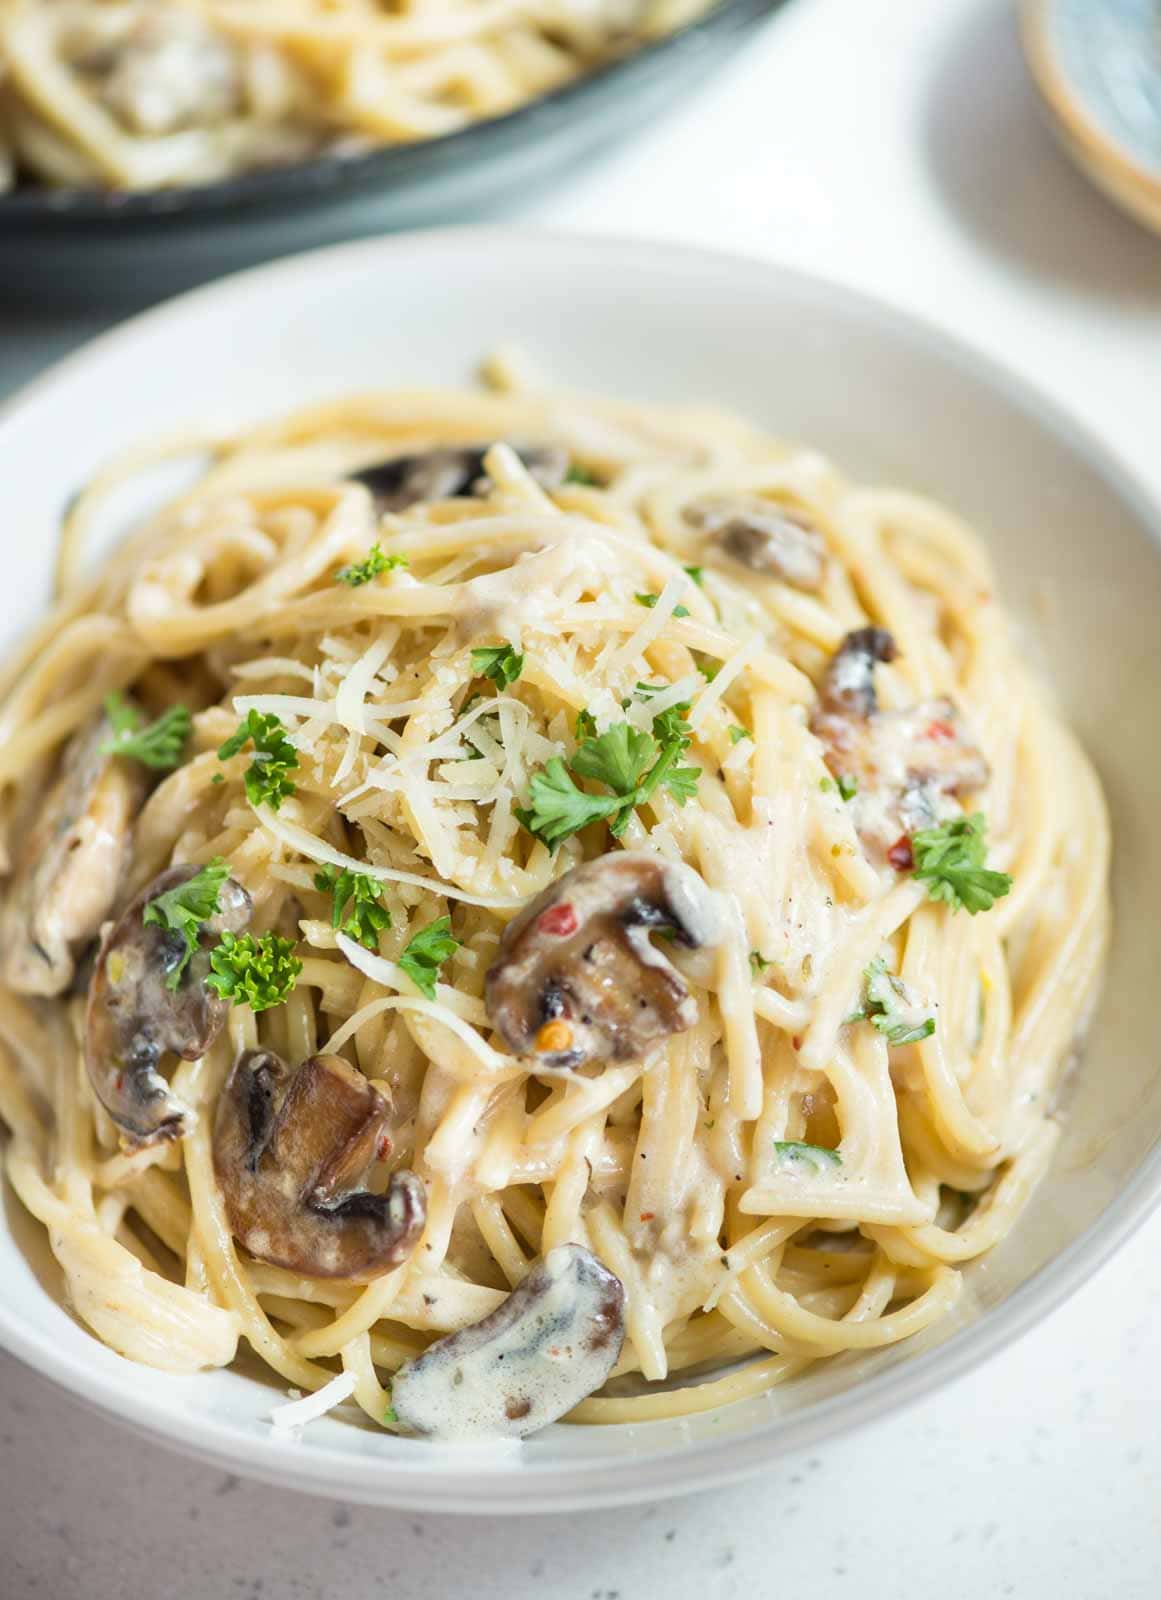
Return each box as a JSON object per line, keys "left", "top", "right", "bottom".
{"left": 399, "top": 917, "right": 460, "bottom": 1000}
{"left": 100, "top": 694, "right": 191, "bottom": 771}
{"left": 470, "top": 644, "right": 524, "bottom": 688}
{"left": 847, "top": 956, "right": 936, "bottom": 1045}
{"left": 217, "top": 710, "right": 299, "bottom": 811}
{"left": 634, "top": 592, "right": 690, "bottom": 618}
{"left": 729, "top": 725, "right": 751, "bottom": 745}
{"left": 773, "top": 1141, "right": 842, "bottom": 1173}
{"left": 911, "top": 812, "right": 1012, "bottom": 914}
{"left": 142, "top": 858, "right": 229, "bottom": 989}
{"left": 518, "top": 704, "right": 701, "bottom": 848}
{"left": 206, "top": 931, "right": 302, "bottom": 1012}
{"left": 334, "top": 543, "right": 407, "bottom": 586}
{"left": 314, "top": 867, "right": 391, "bottom": 950}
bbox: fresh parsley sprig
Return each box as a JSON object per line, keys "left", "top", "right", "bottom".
{"left": 847, "top": 955, "right": 935, "bottom": 1046}
{"left": 334, "top": 543, "right": 407, "bottom": 586}
{"left": 100, "top": 694, "right": 191, "bottom": 771}
{"left": 206, "top": 931, "right": 302, "bottom": 1012}
{"left": 142, "top": 859, "right": 229, "bottom": 989}
{"left": 470, "top": 644, "right": 524, "bottom": 688}
{"left": 399, "top": 917, "right": 460, "bottom": 1000}
{"left": 314, "top": 867, "right": 391, "bottom": 951}
{"left": 218, "top": 710, "right": 299, "bottom": 811}
{"left": 517, "top": 706, "right": 702, "bottom": 848}
{"left": 911, "top": 813, "right": 1012, "bottom": 915}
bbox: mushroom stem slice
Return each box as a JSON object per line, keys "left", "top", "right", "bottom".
{"left": 810, "top": 628, "right": 990, "bottom": 860}
{"left": 1, "top": 710, "right": 146, "bottom": 997}
{"left": 213, "top": 1050, "right": 426, "bottom": 1281}
{"left": 390, "top": 1244, "right": 625, "bottom": 1440}
{"left": 686, "top": 496, "right": 826, "bottom": 592}
{"left": 485, "top": 853, "right": 724, "bottom": 1072}
{"left": 350, "top": 443, "right": 568, "bottom": 511}
{"left": 84, "top": 864, "right": 252, "bottom": 1145}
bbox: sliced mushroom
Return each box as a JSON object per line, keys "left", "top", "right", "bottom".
{"left": 351, "top": 444, "right": 568, "bottom": 511}
{"left": 391, "top": 1244, "right": 625, "bottom": 1440}
{"left": 811, "top": 628, "right": 990, "bottom": 859}
{"left": 85, "top": 865, "right": 252, "bottom": 1144}
{"left": 485, "top": 853, "right": 724, "bottom": 1071}
{"left": 213, "top": 1049, "right": 426, "bottom": 1280}
{"left": 687, "top": 496, "right": 825, "bottom": 591}
{"left": 0, "top": 711, "right": 147, "bottom": 997}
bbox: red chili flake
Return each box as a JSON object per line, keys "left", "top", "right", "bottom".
{"left": 887, "top": 836, "right": 914, "bottom": 870}
{"left": 537, "top": 902, "right": 578, "bottom": 938}
{"left": 639, "top": 1212, "right": 655, "bottom": 1223}
{"left": 375, "top": 1131, "right": 392, "bottom": 1161}
{"left": 926, "top": 718, "right": 956, "bottom": 743}
{"left": 791, "top": 1035, "right": 803, "bottom": 1052}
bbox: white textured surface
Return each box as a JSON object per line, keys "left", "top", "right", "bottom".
{"left": 2, "top": 0, "right": 1161, "bottom": 1592}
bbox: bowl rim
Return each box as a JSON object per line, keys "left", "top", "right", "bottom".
{"left": 0, "top": 0, "right": 780, "bottom": 227}
{"left": 2, "top": 225, "right": 1160, "bottom": 1513}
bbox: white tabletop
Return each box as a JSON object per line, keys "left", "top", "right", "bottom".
{"left": 3, "top": 1, "right": 1161, "bottom": 1595}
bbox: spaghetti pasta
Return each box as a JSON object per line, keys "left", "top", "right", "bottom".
{"left": 0, "top": 0, "right": 711, "bottom": 192}
{"left": 0, "top": 363, "right": 1110, "bottom": 1436}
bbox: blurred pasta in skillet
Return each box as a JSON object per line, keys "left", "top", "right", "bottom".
{"left": 0, "top": 0, "right": 710, "bottom": 191}
{"left": 0, "top": 355, "right": 1109, "bottom": 1439}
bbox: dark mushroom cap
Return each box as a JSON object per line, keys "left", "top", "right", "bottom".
{"left": 391, "top": 1244, "right": 625, "bottom": 1440}
{"left": 485, "top": 853, "right": 723, "bottom": 1071}
{"left": 351, "top": 444, "right": 568, "bottom": 511}
{"left": 213, "top": 1049, "right": 426, "bottom": 1280}
{"left": 84, "top": 864, "right": 252, "bottom": 1144}
{"left": 687, "top": 496, "right": 826, "bottom": 592}
{"left": 817, "top": 626, "right": 898, "bottom": 720}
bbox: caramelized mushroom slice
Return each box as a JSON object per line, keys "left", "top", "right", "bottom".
{"left": 391, "top": 1244, "right": 625, "bottom": 1440}
{"left": 687, "top": 496, "right": 825, "bottom": 591}
{"left": 485, "top": 853, "right": 723, "bottom": 1071}
{"left": 351, "top": 443, "right": 568, "bottom": 510}
{"left": 1, "top": 711, "right": 147, "bottom": 997}
{"left": 214, "top": 1050, "right": 426, "bottom": 1280}
{"left": 811, "top": 628, "right": 990, "bottom": 858}
{"left": 85, "top": 865, "right": 252, "bottom": 1144}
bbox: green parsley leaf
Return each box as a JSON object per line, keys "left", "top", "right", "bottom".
{"left": 634, "top": 592, "right": 690, "bottom": 618}
{"left": 334, "top": 543, "right": 407, "bottom": 586}
{"left": 696, "top": 658, "right": 720, "bottom": 683}
{"left": 848, "top": 956, "right": 936, "bottom": 1045}
{"left": 683, "top": 565, "right": 705, "bottom": 587}
{"left": 837, "top": 773, "right": 859, "bottom": 802}
{"left": 206, "top": 931, "right": 302, "bottom": 1012}
{"left": 470, "top": 644, "right": 524, "bottom": 688}
{"left": 773, "top": 1140, "right": 842, "bottom": 1174}
{"left": 564, "top": 463, "right": 599, "bottom": 486}
{"left": 217, "top": 710, "right": 299, "bottom": 811}
{"left": 910, "top": 813, "right": 1012, "bottom": 915}
{"left": 100, "top": 694, "right": 191, "bottom": 771}
{"left": 515, "top": 759, "right": 625, "bottom": 847}
{"left": 574, "top": 708, "right": 598, "bottom": 740}
{"left": 314, "top": 867, "right": 391, "bottom": 950}
{"left": 729, "top": 725, "right": 751, "bottom": 745}
{"left": 819, "top": 776, "right": 835, "bottom": 793}
{"left": 649, "top": 703, "right": 693, "bottom": 746}
{"left": 399, "top": 917, "right": 460, "bottom": 1000}
{"left": 142, "top": 859, "right": 230, "bottom": 989}
{"left": 633, "top": 681, "right": 665, "bottom": 699}
{"left": 572, "top": 723, "right": 658, "bottom": 795}
{"left": 749, "top": 950, "right": 771, "bottom": 976}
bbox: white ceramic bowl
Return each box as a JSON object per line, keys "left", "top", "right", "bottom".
{"left": 2, "top": 230, "right": 1160, "bottom": 1513}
